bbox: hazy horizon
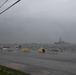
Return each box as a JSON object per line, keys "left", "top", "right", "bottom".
{"left": 0, "top": 0, "right": 76, "bottom": 44}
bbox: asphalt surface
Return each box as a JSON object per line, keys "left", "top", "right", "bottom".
{"left": 0, "top": 49, "right": 76, "bottom": 75}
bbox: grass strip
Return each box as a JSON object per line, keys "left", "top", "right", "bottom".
{"left": 0, "top": 65, "right": 31, "bottom": 75}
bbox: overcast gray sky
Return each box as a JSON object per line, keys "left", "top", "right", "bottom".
{"left": 0, "top": 0, "right": 76, "bottom": 44}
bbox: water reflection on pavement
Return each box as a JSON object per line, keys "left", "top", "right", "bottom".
{"left": 0, "top": 50, "right": 76, "bottom": 75}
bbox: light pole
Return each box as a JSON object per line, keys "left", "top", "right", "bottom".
{"left": 0, "top": 0, "right": 21, "bottom": 15}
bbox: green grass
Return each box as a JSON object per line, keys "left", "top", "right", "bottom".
{"left": 0, "top": 65, "right": 31, "bottom": 75}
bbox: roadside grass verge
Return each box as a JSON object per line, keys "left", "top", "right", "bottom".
{"left": 0, "top": 65, "right": 31, "bottom": 75}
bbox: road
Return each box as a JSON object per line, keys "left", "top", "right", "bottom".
{"left": 0, "top": 50, "right": 76, "bottom": 75}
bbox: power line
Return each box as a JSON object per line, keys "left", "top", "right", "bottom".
{"left": 0, "top": 0, "right": 8, "bottom": 8}
{"left": 0, "top": 0, "right": 21, "bottom": 15}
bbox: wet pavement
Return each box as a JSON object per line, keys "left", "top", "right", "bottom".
{"left": 0, "top": 50, "right": 76, "bottom": 75}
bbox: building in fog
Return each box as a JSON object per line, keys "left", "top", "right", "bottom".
{"left": 55, "top": 37, "right": 69, "bottom": 44}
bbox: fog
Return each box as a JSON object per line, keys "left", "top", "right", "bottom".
{"left": 0, "top": 0, "right": 76, "bottom": 44}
